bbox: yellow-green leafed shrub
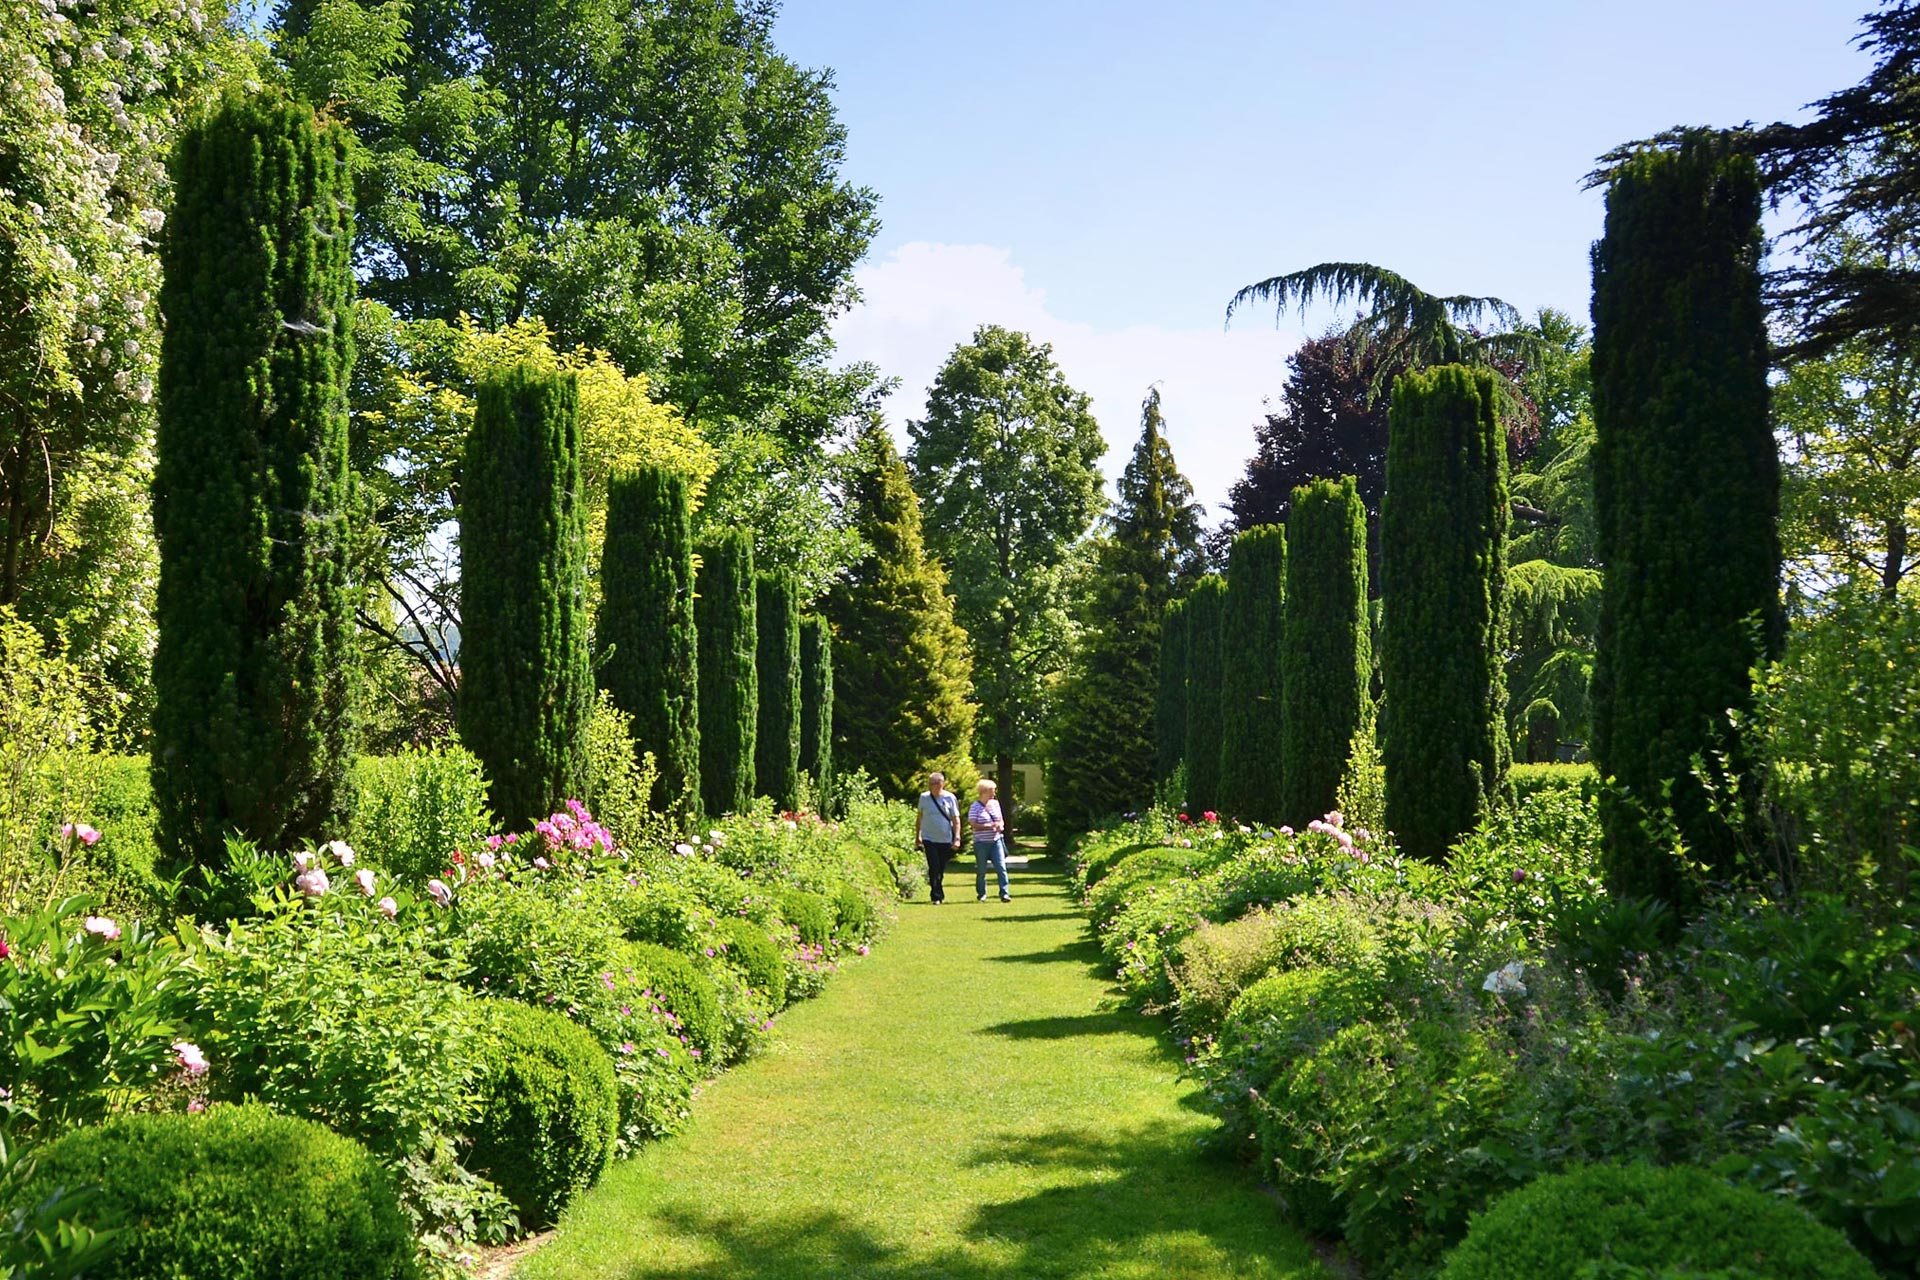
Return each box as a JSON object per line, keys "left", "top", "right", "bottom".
{"left": 16, "top": 1105, "right": 419, "bottom": 1280}
{"left": 1438, "top": 1163, "right": 1878, "bottom": 1280}
{"left": 468, "top": 1000, "right": 619, "bottom": 1229}
{"left": 348, "top": 746, "right": 494, "bottom": 885}
{"left": 1506, "top": 761, "right": 1598, "bottom": 803}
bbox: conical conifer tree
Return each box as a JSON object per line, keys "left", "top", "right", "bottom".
{"left": 1155, "top": 599, "right": 1190, "bottom": 787}
{"left": 597, "top": 466, "right": 699, "bottom": 815}
{"left": 1048, "top": 389, "right": 1206, "bottom": 835}
{"left": 696, "top": 531, "right": 758, "bottom": 818}
{"left": 825, "top": 425, "right": 975, "bottom": 800}
{"left": 754, "top": 572, "right": 802, "bottom": 811}
{"left": 1219, "top": 525, "right": 1288, "bottom": 825}
{"left": 152, "top": 93, "right": 358, "bottom": 872}
{"left": 459, "top": 363, "right": 592, "bottom": 828}
{"left": 1380, "top": 365, "right": 1510, "bottom": 860}
{"left": 1182, "top": 575, "right": 1228, "bottom": 815}
{"left": 1280, "top": 476, "right": 1371, "bottom": 825}
{"left": 799, "top": 615, "right": 834, "bottom": 808}
{"left": 1591, "top": 136, "right": 1781, "bottom": 908}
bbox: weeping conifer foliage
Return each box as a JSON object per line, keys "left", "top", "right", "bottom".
{"left": 799, "top": 615, "right": 834, "bottom": 807}
{"left": 754, "top": 573, "right": 802, "bottom": 811}
{"left": 597, "top": 466, "right": 700, "bottom": 815}
{"left": 696, "top": 531, "right": 758, "bottom": 818}
{"left": 459, "top": 363, "right": 592, "bottom": 828}
{"left": 1181, "top": 576, "right": 1228, "bottom": 814}
{"left": 1591, "top": 137, "right": 1781, "bottom": 909}
{"left": 1218, "top": 526, "right": 1287, "bottom": 824}
{"left": 1380, "top": 365, "right": 1510, "bottom": 861}
{"left": 152, "top": 93, "right": 357, "bottom": 871}
{"left": 1155, "top": 599, "right": 1189, "bottom": 786}
{"left": 1280, "top": 477, "right": 1371, "bottom": 825}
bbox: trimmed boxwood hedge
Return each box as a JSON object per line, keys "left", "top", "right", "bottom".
{"left": 467, "top": 999, "right": 619, "bottom": 1228}
{"left": 716, "top": 917, "right": 788, "bottom": 1009}
{"left": 618, "top": 940, "right": 725, "bottom": 1062}
{"left": 1438, "top": 1163, "right": 1877, "bottom": 1280}
{"left": 831, "top": 881, "right": 876, "bottom": 940}
{"left": 16, "top": 1104, "right": 417, "bottom": 1280}
{"left": 1508, "top": 761, "right": 1599, "bottom": 803}
{"left": 777, "top": 888, "right": 834, "bottom": 948}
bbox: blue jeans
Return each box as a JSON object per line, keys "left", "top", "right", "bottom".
{"left": 975, "top": 838, "right": 1009, "bottom": 899}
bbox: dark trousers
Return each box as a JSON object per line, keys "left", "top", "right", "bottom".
{"left": 923, "top": 839, "right": 956, "bottom": 902}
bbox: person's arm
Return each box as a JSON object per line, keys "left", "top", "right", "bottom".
{"left": 914, "top": 799, "right": 923, "bottom": 845}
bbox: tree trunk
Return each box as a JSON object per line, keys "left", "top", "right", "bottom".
{"left": 1884, "top": 519, "right": 1909, "bottom": 601}
{"left": 996, "top": 750, "right": 1015, "bottom": 828}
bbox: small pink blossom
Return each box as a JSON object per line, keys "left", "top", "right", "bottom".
{"left": 475, "top": 851, "right": 496, "bottom": 869}
{"left": 187, "top": 1097, "right": 207, "bottom": 1113}
{"left": 376, "top": 896, "right": 398, "bottom": 919}
{"left": 426, "top": 879, "right": 453, "bottom": 907}
{"left": 856, "top": 944, "right": 870, "bottom": 956}
{"left": 503, "top": 832, "right": 518, "bottom": 845}
{"left": 1279, "top": 825, "right": 1294, "bottom": 836}
{"left": 619, "top": 1042, "right": 635, "bottom": 1055}
{"left": 173, "top": 1041, "right": 209, "bottom": 1076}
{"left": 533, "top": 856, "right": 551, "bottom": 870}
{"left": 674, "top": 842, "right": 695, "bottom": 857}
{"left": 60, "top": 822, "right": 101, "bottom": 846}
{"left": 82, "top": 916, "right": 121, "bottom": 941}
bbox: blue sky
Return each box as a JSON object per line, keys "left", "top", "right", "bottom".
{"left": 774, "top": 0, "right": 1872, "bottom": 510}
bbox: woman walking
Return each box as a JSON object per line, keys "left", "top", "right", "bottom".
{"left": 971, "top": 778, "right": 1010, "bottom": 903}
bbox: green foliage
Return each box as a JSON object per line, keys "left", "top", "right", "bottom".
{"left": 1047, "top": 389, "right": 1204, "bottom": 836}
{"left": 1219, "top": 527, "right": 1287, "bottom": 824}
{"left": 468, "top": 1000, "right": 619, "bottom": 1229}
{"left": 799, "top": 616, "right": 835, "bottom": 810}
{"left": 830, "top": 880, "right": 877, "bottom": 941}
{"left": 1381, "top": 364, "right": 1510, "bottom": 860}
{"left": 618, "top": 941, "right": 725, "bottom": 1065}
{"left": 909, "top": 325, "right": 1105, "bottom": 775}
{"left": 458, "top": 362, "right": 592, "bottom": 828}
{"left": 1280, "top": 477, "right": 1372, "bottom": 825}
{"left": 1748, "top": 588, "right": 1920, "bottom": 904}
{"left": 696, "top": 531, "right": 758, "bottom": 818}
{"left": 0, "top": 897, "right": 193, "bottom": 1142}
{"left": 754, "top": 574, "right": 802, "bottom": 811}
{"left": 1334, "top": 725, "right": 1388, "bottom": 841}
{"left": 1438, "top": 1164, "right": 1878, "bottom": 1280}
{"left": 347, "top": 747, "right": 494, "bottom": 885}
{"left": 716, "top": 917, "right": 788, "bottom": 1010}
{"left": 597, "top": 466, "right": 700, "bottom": 815}
{"left": 1508, "top": 762, "right": 1600, "bottom": 803}
{"left": 1505, "top": 560, "right": 1601, "bottom": 761}
{"left": 576, "top": 692, "right": 665, "bottom": 853}
{"left": 825, "top": 426, "right": 975, "bottom": 799}
{"left": 1181, "top": 577, "right": 1227, "bottom": 814}
{"left": 152, "top": 91, "right": 357, "bottom": 873}
{"left": 16, "top": 1105, "right": 420, "bottom": 1280}
{"left": 1591, "top": 136, "right": 1781, "bottom": 908}
{"left": 1155, "top": 599, "right": 1189, "bottom": 785}
{"left": 777, "top": 888, "right": 835, "bottom": 949}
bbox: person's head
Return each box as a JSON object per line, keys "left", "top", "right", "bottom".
{"left": 976, "top": 778, "right": 997, "bottom": 800}
{"left": 928, "top": 771, "right": 946, "bottom": 794}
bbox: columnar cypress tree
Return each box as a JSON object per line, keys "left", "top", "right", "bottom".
{"left": 459, "top": 363, "right": 592, "bottom": 828}
{"left": 1591, "top": 137, "right": 1780, "bottom": 907}
{"left": 1279, "top": 477, "right": 1372, "bottom": 825}
{"left": 696, "top": 531, "right": 757, "bottom": 817}
{"left": 597, "top": 466, "right": 699, "bottom": 815}
{"left": 1219, "top": 526, "right": 1288, "bottom": 824}
{"left": 754, "top": 573, "right": 802, "bottom": 811}
{"left": 799, "top": 615, "right": 834, "bottom": 806}
{"left": 1155, "top": 599, "right": 1189, "bottom": 785}
{"left": 152, "top": 94, "right": 357, "bottom": 871}
{"left": 825, "top": 425, "right": 975, "bottom": 800}
{"left": 1182, "top": 576, "right": 1228, "bottom": 814}
{"left": 1380, "top": 365, "right": 1510, "bottom": 860}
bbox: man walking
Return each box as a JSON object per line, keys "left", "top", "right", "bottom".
{"left": 915, "top": 772, "right": 962, "bottom": 905}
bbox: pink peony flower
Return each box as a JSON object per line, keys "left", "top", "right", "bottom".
{"left": 291, "top": 850, "right": 315, "bottom": 871}
{"left": 673, "top": 842, "right": 695, "bottom": 857}
{"left": 82, "top": 915, "right": 121, "bottom": 941}
{"left": 426, "top": 879, "right": 453, "bottom": 908}
{"left": 1201, "top": 811, "right": 1217, "bottom": 823}
{"left": 376, "top": 896, "right": 398, "bottom": 919}
{"left": 294, "top": 867, "right": 330, "bottom": 898}
{"left": 533, "top": 856, "right": 551, "bottom": 870}
{"left": 61, "top": 822, "right": 102, "bottom": 846}
{"left": 173, "top": 1041, "right": 209, "bottom": 1076}
{"left": 353, "top": 868, "right": 376, "bottom": 896}
{"left": 474, "top": 850, "right": 496, "bottom": 869}
{"left": 187, "top": 1097, "right": 207, "bottom": 1113}
{"left": 326, "top": 840, "right": 355, "bottom": 866}
{"left": 1279, "top": 825, "right": 1294, "bottom": 836}
{"left": 0, "top": 936, "right": 9, "bottom": 960}
{"left": 486, "top": 834, "right": 504, "bottom": 851}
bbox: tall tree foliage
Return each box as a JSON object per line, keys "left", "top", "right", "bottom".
{"left": 1155, "top": 599, "right": 1189, "bottom": 786}
{"left": 151, "top": 93, "right": 358, "bottom": 871}
{"left": 909, "top": 325, "right": 1105, "bottom": 795}
{"left": 825, "top": 425, "right": 975, "bottom": 800}
{"left": 1219, "top": 525, "right": 1288, "bottom": 825}
{"left": 1181, "top": 576, "right": 1228, "bottom": 816}
{"left": 1280, "top": 477, "right": 1372, "bottom": 826}
{"left": 459, "top": 363, "right": 592, "bottom": 827}
{"left": 754, "top": 572, "right": 802, "bottom": 811}
{"left": 799, "top": 615, "right": 834, "bottom": 806}
{"left": 272, "top": 0, "right": 877, "bottom": 436}
{"left": 1048, "top": 389, "right": 1204, "bottom": 835}
{"left": 597, "top": 465, "right": 700, "bottom": 814}
{"left": 1381, "top": 365, "right": 1510, "bottom": 861}
{"left": 696, "top": 531, "right": 757, "bottom": 818}
{"left": 1591, "top": 138, "right": 1782, "bottom": 908}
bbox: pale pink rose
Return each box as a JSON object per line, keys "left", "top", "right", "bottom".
{"left": 376, "top": 896, "right": 398, "bottom": 920}
{"left": 81, "top": 915, "right": 121, "bottom": 941}
{"left": 173, "top": 1041, "right": 209, "bottom": 1076}
{"left": 426, "top": 879, "right": 453, "bottom": 907}
{"left": 294, "top": 867, "right": 330, "bottom": 898}
{"left": 353, "top": 868, "right": 376, "bottom": 896}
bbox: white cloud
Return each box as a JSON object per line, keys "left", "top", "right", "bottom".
{"left": 832, "top": 242, "right": 1304, "bottom": 519}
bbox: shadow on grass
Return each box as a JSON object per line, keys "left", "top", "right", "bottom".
{"left": 977, "top": 910, "right": 1084, "bottom": 924}
{"left": 602, "top": 1124, "right": 1321, "bottom": 1280}
{"left": 978, "top": 1011, "right": 1137, "bottom": 1041}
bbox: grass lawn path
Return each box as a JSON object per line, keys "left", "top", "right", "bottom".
{"left": 517, "top": 850, "right": 1327, "bottom": 1280}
